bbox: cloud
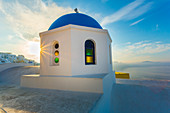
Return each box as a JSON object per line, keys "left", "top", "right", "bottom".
{"left": 124, "top": 2, "right": 153, "bottom": 20}
{"left": 113, "top": 41, "right": 170, "bottom": 63}
{"left": 101, "top": 0, "right": 153, "bottom": 26}
{"left": 130, "top": 18, "right": 144, "bottom": 26}
{"left": 0, "top": 0, "right": 73, "bottom": 42}
{"left": 126, "top": 42, "right": 132, "bottom": 44}
{"left": 8, "top": 35, "right": 14, "bottom": 40}
{"left": 126, "top": 41, "right": 170, "bottom": 54}
{"left": 0, "top": 0, "right": 74, "bottom": 62}
{"left": 155, "top": 41, "right": 161, "bottom": 44}
{"left": 156, "top": 24, "right": 159, "bottom": 30}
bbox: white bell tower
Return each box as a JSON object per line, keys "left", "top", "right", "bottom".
{"left": 21, "top": 12, "right": 115, "bottom": 93}
{"left": 40, "top": 24, "right": 113, "bottom": 76}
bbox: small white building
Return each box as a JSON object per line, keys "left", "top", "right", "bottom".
{"left": 0, "top": 52, "right": 11, "bottom": 59}
{"left": 0, "top": 52, "right": 12, "bottom": 63}
{"left": 21, "top": 12, "right": 115, "bottom": 93}
{"left": 8, "top": 54, "right": 17, "bottom": 63}
{"left": 17, "top": 55, "right": 24, "bottom": 61}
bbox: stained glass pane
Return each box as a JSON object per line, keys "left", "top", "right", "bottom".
{"left": 55, "top": 43, "right": 59, "bottom": 49}
{"left": 55, "top": 50, "right": 59, "bottom": 56}
{"left": 85, "top": 40, "right": 95, "bottom": 65}
{"left": 86, "top": 49, "right": 93, "bottom": 55}
{"left": 86, "top": 56, "right": 93, "bottom": 63}
{"left": 55, "top": 57, "right": 59, "bottom": 63}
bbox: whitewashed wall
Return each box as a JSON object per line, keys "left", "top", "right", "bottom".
{"left": 71, "top": 26, "right": 112, "bottom": 75}
{"left": 40, "top": 27, "right": 72, "bottom": 76}
{"left": 40, "top": 25, "right": 112, "bottom": 76}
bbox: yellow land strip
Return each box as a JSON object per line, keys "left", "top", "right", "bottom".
{"left": 115, "top": 72, "right": 130, "bottom": 79}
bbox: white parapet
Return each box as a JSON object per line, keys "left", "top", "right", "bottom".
{"left": 21, "top": 72, "right": 115, "bottom": 93}
{"left": 21, "top": 71, "right": 115, "bottom": 112}
{"left": 21, "top": 74, "right": 109, "bottom": 93}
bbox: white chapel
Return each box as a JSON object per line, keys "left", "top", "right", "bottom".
{"left": 21, "top": 11, "right": 115, "bottom": 93}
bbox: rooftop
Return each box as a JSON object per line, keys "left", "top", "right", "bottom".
{"left": 48, "top": 13, "right": 102, "bottom": 30}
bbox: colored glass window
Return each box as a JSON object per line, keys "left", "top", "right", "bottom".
{"left": 85, "top": 40, "right": 95, "bottom": 65}
{"left": 55, "top": 43, "right": 59, "bottom": 49}
{"left": 86, "top": 49, "right": 93, "bottom": 55}
{"left": 55, "top": 57, "right": 59, "bottom": 63}
{"left": 86, "top": 56, "right": 93, "bottom": 63}
{"left": 55, "top": 50, "right": 59, "bottom": 56}
{"left": 52, "top": 41, "right": 59, "bottom": 65}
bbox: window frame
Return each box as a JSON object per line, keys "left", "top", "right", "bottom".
{"left": 51, "top": 41, "right": 59, "bottom": 66}
{"left": 85, "top": 39, "right": 96, "bottom": 65}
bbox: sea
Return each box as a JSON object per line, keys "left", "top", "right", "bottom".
{"left": 114, "top": 62, "right": 170, "bottom": 80}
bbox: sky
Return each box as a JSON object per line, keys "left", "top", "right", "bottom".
{"left": 0, "top": 0, "right": 170, "bottom": 63}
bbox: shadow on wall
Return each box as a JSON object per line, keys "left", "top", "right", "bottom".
{"left": 90, "top": 71, "right": 115, "bottom": 113}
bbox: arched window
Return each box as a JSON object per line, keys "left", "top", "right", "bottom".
{"left": 52, "top": 41, "right": 59, "bottom": 66}
{"left": 85, "top": 40, "right": 96, "bottom": 65}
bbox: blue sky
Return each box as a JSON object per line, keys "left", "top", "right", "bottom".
{"left": 0, "top": 0, "right": 170, "bottom": 63}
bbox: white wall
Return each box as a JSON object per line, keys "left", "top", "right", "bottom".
{"left": 40, "top": 25, "right": 113, "bottom": 76}
{"left": 71, "top": 26, "right": 112, "bottom": 75}
{"left": 40, "top": 27, "right": 72, "bottom": 76}
{"left": 107, "top": 36, "right": 113, "bottom": 73}
{"left": 21, "top": 75, "right": 104, "bottom": 93}
{"left": 91, "top": 71, "right": 115, "bottom": 113}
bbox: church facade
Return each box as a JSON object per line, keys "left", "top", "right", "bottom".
{"left": 21, "top": 12, "right": 115, "bottom": 93}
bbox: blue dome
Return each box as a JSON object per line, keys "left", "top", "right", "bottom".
{"left": 48, "top": 13, "right": 102, "bottom": 30}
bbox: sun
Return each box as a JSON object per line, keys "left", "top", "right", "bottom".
{"left": 27, "top": 41, "right": 40, "bottom": 62}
